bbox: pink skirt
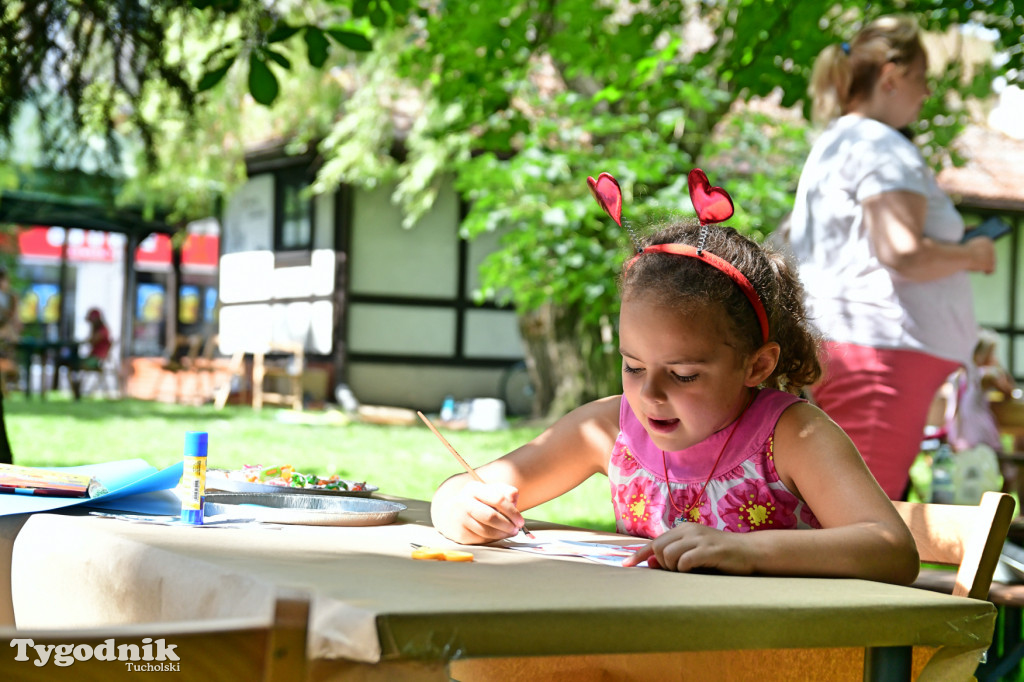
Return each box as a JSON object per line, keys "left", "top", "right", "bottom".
{"left": 809, "top": 342, "right": 960, "bottom": 500}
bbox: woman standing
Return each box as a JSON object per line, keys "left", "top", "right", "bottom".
{"left": 787, "top": 15, "right": 997, "bottom": 499}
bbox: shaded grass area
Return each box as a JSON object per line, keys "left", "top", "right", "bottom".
{"left": 3, "top": 394, "right": 616, "bottom": 531}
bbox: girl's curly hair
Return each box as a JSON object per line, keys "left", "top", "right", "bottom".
{"left": 619, "top": 222, "right": 822, "bottom": 392}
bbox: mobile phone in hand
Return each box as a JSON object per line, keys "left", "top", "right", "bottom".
{"left": 962, "top": 216, "right": 1013, "bottom": 243}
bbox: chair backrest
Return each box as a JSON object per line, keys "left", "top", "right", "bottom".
{"left": 0, "top": 593, "right": 309, "bottom": 681}
{"left": 892, "top": 490, "right": 1015, "bottom": 600}
{"left": 268, "top": 340, "right": 305, "bottom": 369}
{"left": 164, "top": 334, "right": 203, "bottom": 370}
{"left": 196, "top": 334, "right": 220, "bottom": 369}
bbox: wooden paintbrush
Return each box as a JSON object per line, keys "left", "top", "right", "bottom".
{"left": 416, "top": 410, "right": 535, "bottom": 539}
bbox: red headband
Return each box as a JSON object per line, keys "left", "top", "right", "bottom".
{"left": 588, "top": 168, "right": 770, "bottom": 344}
{"left": 625, "top": 243, "right": 770, "bottom": 344}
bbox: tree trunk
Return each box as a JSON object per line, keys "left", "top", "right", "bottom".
{"left": 517, "top": 303, "right": 619, "bottom": 421}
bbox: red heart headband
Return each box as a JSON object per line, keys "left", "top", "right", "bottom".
{"left": 587, "top": 173, "right": 622, "bottom": 227}
{"left": 587, "top": 169, "right": 769, "bottom": 344}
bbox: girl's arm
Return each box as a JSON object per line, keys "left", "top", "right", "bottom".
{"left": 739, "top": 402, "right": 919, "bottom": 584}
{"left": 624, "top": 403, "right": 919, "bottom": 585}
{"left": 980, "top": 363, "right": 1016, "bottom": 396}
{"left": 864, "top": 190, "right": 995, "bottom": 281}
{"left": 430, "top": 396, "right": 620, "bottom": 544}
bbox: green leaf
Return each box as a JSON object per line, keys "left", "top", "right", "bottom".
{"left": 369, "top": 6, "right": 388, "bottom": 27}
{"left": 353, "top": 0, "right": 371, "bottom": 17}
{"left": 304, "top": 27, "right": 330, "bottom": 67}
{"left": 267, "top": 23, "right": 300, "bottom": 43}
{"left": 264, "top": 48, "right": 291, "bottom": 70}
{"left": 326, "top": 28, "right": 373, "bottom": 52}
{"left": 387, "top": 0, "right": 409, "bottom": 11}
{"left": 197, "top": 61, "right": 234, "bottom": 92}
{"left": 593, "top": 85, "right": 623, "bottom": 104}
{"left": 247, "top": 54, "right": 279, "bottom": 105}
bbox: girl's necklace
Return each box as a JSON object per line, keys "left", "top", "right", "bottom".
{"left": 662, "top": 392, "right": 754, "bottom": 524}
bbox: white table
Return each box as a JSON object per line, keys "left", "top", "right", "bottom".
{"left": 3, "top": 499, "right": 996, "bottom": 681}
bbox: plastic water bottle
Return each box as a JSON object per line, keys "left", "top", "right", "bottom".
{"left": 930, "top": 443, "right": 956, "bottom": 505}
{"left": 334, "top": 383, "right": 360, "bottom": 413}
{"left": 440, "top": 395, "right": 456, "bottom": 423}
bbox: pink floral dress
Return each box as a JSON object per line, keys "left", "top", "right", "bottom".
{"left": 608, "top": 389, "right": 821, "bottom": 538}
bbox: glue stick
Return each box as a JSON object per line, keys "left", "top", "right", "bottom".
{"left": 180, "top": 431, "right": 208, "bottom": 525}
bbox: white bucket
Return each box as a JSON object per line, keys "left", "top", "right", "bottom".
{"left": 467, "top": 398, "right": 507, "bottom": 431}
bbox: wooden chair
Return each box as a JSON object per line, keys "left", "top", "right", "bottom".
{"left": 213, "top": 349, "right": 246, "bottom": 410}
{"left": 190, "top": 334, "right": 221, "bottom": 402}
{"left": 252, "top": 341, "right": 304, "bottom": 411}
{"left": 156, "top": 334, "right": 203, "bottom": 404}
{"left": 889, "top": 492, "right": 1016, "bottom": 679}
{"left": 894, "top": 490, "right": 1015, "bottom": 600}
{"left": 0, "top": 592, "right": 309, "bottom": 682}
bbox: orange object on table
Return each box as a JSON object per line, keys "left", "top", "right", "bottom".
{"left": 411, "top": 544, "right": 474, "bottom": 562}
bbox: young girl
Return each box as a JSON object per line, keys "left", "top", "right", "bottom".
{"left": 431, "top": 187, "right": 919, "bottom": 584}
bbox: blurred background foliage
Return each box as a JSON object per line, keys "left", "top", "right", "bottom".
{"left": 1, "top": 0, "right": 1021, "bottom": 416}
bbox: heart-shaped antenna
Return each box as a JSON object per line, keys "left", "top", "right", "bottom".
{"left": 587, "top": 172, "right": 623, "bottom": 227}
{"left": 687, "top": 169, "right": 733, "bottom": 225}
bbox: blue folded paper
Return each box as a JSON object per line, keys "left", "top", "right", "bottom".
{"left": 0, "top": 459, "right": 183, "bottom": 517}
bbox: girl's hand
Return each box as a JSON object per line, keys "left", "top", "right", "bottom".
{"left": 622, "top": 524, "right": 754, "bottom": 574}
{"left": 431, "top": 479, "right": 526, "bottom": 544}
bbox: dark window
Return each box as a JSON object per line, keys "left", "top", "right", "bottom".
{"left": 275, "top": 168, "right": 313, "bottom": 251}
{"left": 964, "top": 211, "right": 1022, "bottom": 379}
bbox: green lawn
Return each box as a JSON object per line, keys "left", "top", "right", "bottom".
{"left": 2, "top": 393, "right": 616, "bottom": 531}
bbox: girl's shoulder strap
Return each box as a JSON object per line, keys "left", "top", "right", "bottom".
{"left": 733, "top": 389, "right": 803, "bottom": 446}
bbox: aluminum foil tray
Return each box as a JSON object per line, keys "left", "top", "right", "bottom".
{"left": 204, "top": 493, "right": 406, "bottom": 527}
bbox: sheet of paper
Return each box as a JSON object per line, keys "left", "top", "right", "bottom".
{"left": 503, "top": 539, "right": 648, "bottom": 568}
{"left": 87, "top": 511, "right": 273, "bottom": 528}
{"left": 85, "top": 489, "right": 183, "bottom": 516}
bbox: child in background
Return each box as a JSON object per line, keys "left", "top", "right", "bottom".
{"left": 82, "top": 308, "right": 111, "bottom": 370}
{"left": 431, "top": 172, "right": 919, "bottom": 584}
{"left": 932, "top": 329, "right": 1014, "bottom": 454}
{"left": 974, "top": 328, "right": 1016, "bottom": 399}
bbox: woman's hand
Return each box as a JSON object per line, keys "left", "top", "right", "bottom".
{"left": 964, "top": 236, "right": 996, "bottom": 274}
{"left": 623, "top": 524, "right": 754, "bottom": 574}
{"left": 430, "top": 478, "right": 527, "bottom": 545}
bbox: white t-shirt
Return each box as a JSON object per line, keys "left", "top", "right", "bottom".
{"left": 788, "top": 115, "right": 976, "bottom": 364}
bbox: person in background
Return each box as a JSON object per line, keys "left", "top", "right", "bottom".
{"left": 786, "top": 15, "right": 997, "bottom": 500}
{"left": 0, "top": 266, "right": 20, "bottom": 359}
{"left": 81, "top": 308, "right": 111, "bottom": 370}
{"left": 0, "top": 266, "right": 21, "bottom": 390}
{"left": 973, "top": 328, "right": 1016, "bottom": 399}
{"left": 432, "top": 219, "right": 919, "bottom": 585}
{"left": 0, "top": 267, "right": 18, "bottom": 462}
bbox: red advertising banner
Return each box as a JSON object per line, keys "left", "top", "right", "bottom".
{"left": 17, "top": 227, "right": 219, "bottom": 267}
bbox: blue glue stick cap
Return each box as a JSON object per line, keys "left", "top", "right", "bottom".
{"left": 184, "top": 431, "right": 208, "bottom": 457}
{"left": 181, "top": 431, "right": 209, "bottom": 525}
